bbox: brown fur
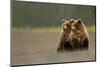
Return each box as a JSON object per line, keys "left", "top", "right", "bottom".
{"left": 57, "top": 19, "right": 89, "bottom": 52}
{"left": 69, "top": 19, "right": 89, "bottom": 49}
{"left": 57, "top": 19, "right": 74, "bottom": 52}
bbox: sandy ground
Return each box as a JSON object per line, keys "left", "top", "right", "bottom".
{"left": 11, "top": 32, "right": 96, "bottom": 66}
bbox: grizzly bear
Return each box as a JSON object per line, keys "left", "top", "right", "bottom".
{"left": 57, "top": 19, "right": 74, "bottom": 52}
{"left": 69, "top": 19, "right": 89, "bottom": 50}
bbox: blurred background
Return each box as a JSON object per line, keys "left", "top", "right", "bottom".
{"left": 12, "top": 1, "right": 96, "bottom": 32}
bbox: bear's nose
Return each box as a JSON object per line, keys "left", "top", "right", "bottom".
{"left": 63, "top": 25, "right": 67, "bottom": 29}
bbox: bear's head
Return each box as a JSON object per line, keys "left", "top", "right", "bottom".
{"left": 71, "top": 19, "right": 84, "bottom": 33}
{"left": 61, "top": 19, "right": 74, "bottom": 32}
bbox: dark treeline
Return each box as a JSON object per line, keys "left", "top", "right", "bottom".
{"left": 12, "top": 1, "right": 96, "bottom": 28}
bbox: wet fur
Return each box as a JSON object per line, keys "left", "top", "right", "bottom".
{"left": 57, "top": 19, "right": 89, "bottom": 52}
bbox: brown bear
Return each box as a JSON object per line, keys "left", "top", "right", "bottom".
{"left": 69, "top": 19, "right": 89, "bottom": 50}
{"left": 57, "top": 19, "right": 74, "bottom": 52}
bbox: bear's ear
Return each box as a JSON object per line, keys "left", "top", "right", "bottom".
{"left": 78, "top": 19, "right": 82, "bottom": 24}
{"left": 62, "top": 19, "right": 66, "bottom": 23}
{"left": 70, "top": 19, "right": 74, "bottom": 23}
